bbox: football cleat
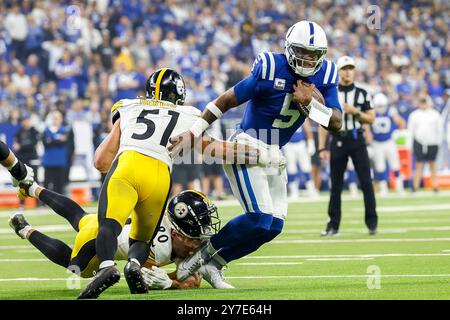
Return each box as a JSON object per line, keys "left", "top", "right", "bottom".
{"left": 124, "top": 260, "right": 148, "bottom": 294}
{"left": 77, "top": 265, "right": 120, "bottom": 299}
{"left": 198, "top": 263, "right": 234, "bottom": 289}
{"left": 368, "top": 228, "right": 378, "bottom": 236}
{"left": 320, "top": 228, "right": 340, "bottom": 237}
{"left": 177, "top": 245, "right": 208, "bottom": 281}
{"left": 8, "top": 212, "right": 30, "bottom": 239}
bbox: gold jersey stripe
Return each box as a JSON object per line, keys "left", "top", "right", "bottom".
{"left": 111, "top": 101, "right": 123, "bottom": 113}
{"left": 154, "top": 68, "right": 168, "bottom": 100}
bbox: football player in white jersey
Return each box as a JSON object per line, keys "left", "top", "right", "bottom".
{"left": 78, "top": 68, "right": 265, "bottom": 298}
{"left": 368, "top": 92, "right": 405, "bottom": 195}
{"left": 9, "top": 184, "right": 232, "bottom": 290}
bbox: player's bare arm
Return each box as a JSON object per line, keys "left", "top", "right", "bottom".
{"left": 94, "top": 119, "right": 121, "bottom": 172}
{"left": 318, "top": 125, "right": 330, "bottom": 162}
{"left": 293, "top": 80, "right": 342, "bottom": 133}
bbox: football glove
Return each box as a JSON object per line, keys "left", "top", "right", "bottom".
{"left": 141, "top": 266, "right": 172, "bottom": 290}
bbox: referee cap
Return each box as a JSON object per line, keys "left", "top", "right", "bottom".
{"left": 337, "top": 56, "right": 356, "bottom": 70}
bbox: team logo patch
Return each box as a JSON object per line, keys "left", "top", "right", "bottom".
{"left": 174, "top": 202, "right": 189, "bottom": 219}
{"left": 274, "top": 78, "right": 286, "bottom": 90}
{"left": 176, "top": 79, "right": 185, "bottom": 95}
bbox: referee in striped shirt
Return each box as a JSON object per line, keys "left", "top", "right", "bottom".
{"left": 318, "top": 56, "right": 377, "bottom": 236}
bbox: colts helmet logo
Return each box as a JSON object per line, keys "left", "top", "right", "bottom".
{"left": 174, "top": 202, "right": 189, "bottom": 219}
{"left": 176, "top": 79, "right": 185, "bottom": 96}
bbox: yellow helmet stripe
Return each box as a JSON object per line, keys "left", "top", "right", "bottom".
{"left": 154, "top": 68, "right": 168, "bottom": 100}
{"left": 187, "top": 189, "right": 211, "bottom": 205}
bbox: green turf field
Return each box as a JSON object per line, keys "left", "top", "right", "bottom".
{"left": 1, "top": 191, "right": 450, "bottom": 300}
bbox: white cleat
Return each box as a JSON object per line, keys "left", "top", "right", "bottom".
{"left": 199, "top": 263, "right": 234, "bottom": 289}
{"left": 177, "top": 249, "right": 205, "bottom": 281}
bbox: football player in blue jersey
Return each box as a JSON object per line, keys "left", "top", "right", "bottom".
{"left": 369, "top": 92, "right": 406, "bottom": 195}
{"left": 169, "top": 20, "right": 342, "bottom": 281}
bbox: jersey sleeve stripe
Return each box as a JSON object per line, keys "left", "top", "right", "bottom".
{"left": 330, "top": 63, "right": 338, "bottom": 84}
{"left": 323, "top": 60, "right": 332, "bottom": 84}
{"left": 267, "top": 52, "right": 276, "bottom": 81}
{"left": 259, "top": 53, "right": 268, "bottom": 79}
{"left": 111, "top": 101, "right": 123, "bottom": 113}
{"left": 154, "top": 68, "right": 168, "bottom": 100}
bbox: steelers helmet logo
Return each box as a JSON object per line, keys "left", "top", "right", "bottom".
{"left": 174, "top": 202, "right": 189, "bottom": 219}
{"left": 176, "top": 79, "right": 185, "bottom": 96}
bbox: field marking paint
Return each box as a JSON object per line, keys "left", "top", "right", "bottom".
{"left": 236, "top": 262, "right": 303, "bottom": 266}
{"left": 282, "top": 226, "right": 450, "bottom": 235}
{"left": 352, "top": 203, "right": 450, "bottom": 213}
{"left": 0, "top": 225, "right": 73, "bottom": 234}
{"left": 2, "top": 274, "right": 450, "bottom": 282}
{"left": 305, "top": 258, "right": 373, "bottom": 261}
{"left": 243, "top": 253, "right": 450, "bottom": 259}
{"left": 272, "top": 238, "right": 450, "bottom": 244}
{"left": 0, "top": 259, "right": 48, "bottom": 262}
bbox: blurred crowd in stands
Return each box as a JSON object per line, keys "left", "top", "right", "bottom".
{"left": 0, "top": 0, "right": 449, "bottom": 199}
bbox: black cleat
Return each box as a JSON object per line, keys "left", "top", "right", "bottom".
{"left": 77, "top": 266, "right": 120, "bottom": 299}
{"left": 8, "top": 212, "right": 30, "bottom": 239}
{"left": 124, "top": 260, "right": 148, "bottom": 294}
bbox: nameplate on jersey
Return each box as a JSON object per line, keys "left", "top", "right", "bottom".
{"left": 273, "top": 78, "right": 286, "bottom": 90}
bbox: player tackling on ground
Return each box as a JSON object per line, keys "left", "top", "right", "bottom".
{"left": 170, "top": 20, "right": 342, "bottom": 280}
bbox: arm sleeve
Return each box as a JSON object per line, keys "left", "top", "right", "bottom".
{"left": 361, "top": 91, "right": 373, "bottom": 112}
{"left": 321, "top": 84, "right": 342, "bottom": 112}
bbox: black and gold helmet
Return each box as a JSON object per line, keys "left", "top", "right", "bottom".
{"left": 145, "top": 68, "right": 186, "bottom": 105}
{"left": 167, "top": 190, "right": 220, "bottom": 239}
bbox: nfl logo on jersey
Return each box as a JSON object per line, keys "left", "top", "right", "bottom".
{"left": 274, "top": 78, "right": 286, "bottom": 90}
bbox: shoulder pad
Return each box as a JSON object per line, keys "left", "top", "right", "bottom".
{"left": 321, "top": 60, "right": 339, "bottom": 86}
{"left": 251, "top": 52, "right": 277, "bottom": 81}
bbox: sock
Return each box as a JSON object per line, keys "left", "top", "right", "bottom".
{"left": 28, "top": 231, "right": 72, "bottom": 268}
{"left": 217, "top": 217, "right": 284, "bottom": 263}
{"left": 0, "top": 141, "right": 10, "bottom": 161}
{"left": 210, "top": 212, "right": 273, "bottom": 250}
{"left": 39, "top": 189, "right": 87, "bottom": 231}
{"left": 99, "top": 260, "right": 115, "bottom": 269}
{"left": 96, "top": 218, "right": 122, "bottom": 264}
{"left": 8, "top": 160, "right": 27, "bottom": 181}
{"left": 128, "top": 239, "right": 150, "bottom": 266}
{"left": 19, "top": 225, "right": 32, "bottom": 239}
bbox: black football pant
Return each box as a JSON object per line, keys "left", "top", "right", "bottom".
{"left": 327, "top": 133, "right": 377, "bottom": 231}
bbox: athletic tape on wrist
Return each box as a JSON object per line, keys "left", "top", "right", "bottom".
{"left": 190, "top": 117, "right": 210, "bottom": 138}
{"left": 205, "top": 102, "right": 223, "bottom": 119}
{"left": 308, "top": 98, "right": 332, "bottom": 127}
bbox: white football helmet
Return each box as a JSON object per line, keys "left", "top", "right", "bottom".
{"left": 285, "top": 20, "right": 328, "bottom": 77}
{"left": 373, "top": 92, "right": 389, "bottom": 113}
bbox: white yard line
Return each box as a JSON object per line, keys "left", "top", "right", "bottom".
{"left": 272, "top": 238, "right": 450, "bottom": 244}
{"left": 305, "top": 258, "right": 374, "bottom": 261}
{"left": 2, "top": 273, "right": 450, "bottom": 282}
{"left": 0, "top": 225, "right": 73, "bottom": 234}
{"left": 0, "top": 259, "right": 48, "bottom": 262}
{"left": 236, "top": 262, "right": 303, "bottom": 266}
{"left": 282, "top": 226, "right": 450, "bottom": 234}
{"left": 244, "top": 253, "right": 450, "bottom": 259}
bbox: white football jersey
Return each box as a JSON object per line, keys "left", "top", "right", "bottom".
{"left": 115, "top": 214, "right": 174, "bottom": 267}
{"left": 111, "top": 98, "right": 201, "bottom": 170}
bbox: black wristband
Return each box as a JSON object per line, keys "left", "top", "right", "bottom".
{"left": 318, "top": 148, "right": 328, "bottom": 153}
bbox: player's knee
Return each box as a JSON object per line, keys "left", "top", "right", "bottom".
{"left": 99, "top": 218, "right": 123, "bottom": 237}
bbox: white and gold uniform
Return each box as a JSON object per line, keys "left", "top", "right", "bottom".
{"left": 116, "top": 214, "right": 174, "bottom": 267}
{"left": 99, "top": 98, "right": 200, "bottom": 246}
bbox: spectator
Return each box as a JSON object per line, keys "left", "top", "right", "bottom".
{"left": 42, "top": 110, "right": 70, "bottom": 195}
{"left": 408, "top": 95, "right": 444, "bottom": 192}
{"left": 54, "top": 48, "right": 81, "bottom": 99}
{"left": 108, "top": 61, "right": 140, "bottom": 101}
{"left": 13, "top": 112, "right": 40, "bottom": 181}
{"left": 4, "top": 4, "right": 28, "bottom": 62}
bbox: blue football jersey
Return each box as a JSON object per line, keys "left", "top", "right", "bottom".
{"left": 371, "top": 107, "right": 398, "bottom": 142}
{"left": 233, "top": 52, "right": 341, "bottom": 147}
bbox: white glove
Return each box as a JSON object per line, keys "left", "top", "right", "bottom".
{"left": 141, "top": 266, "right": 173, "bottom": 290}
{"left": 258, "top": 147, "right": 286, "bottom": 169}
{"left": 12, "top": 164, "right": 34, "bottom": 187}
{"left": 307, "top": 139, "right": 316, "bottom": 156}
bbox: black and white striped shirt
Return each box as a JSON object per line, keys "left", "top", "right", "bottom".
{"left": 338, "top": 83, "right": 373, "bottom": 132}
